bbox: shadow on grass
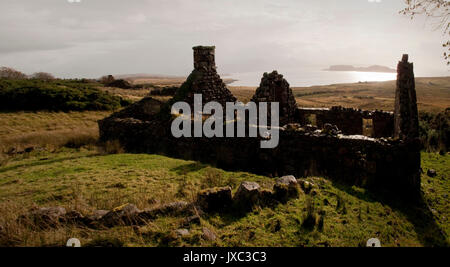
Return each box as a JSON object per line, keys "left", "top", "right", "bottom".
{"left": 0, "top": 153, "right": 102, "bottom": 174}
{"left": 331, "top": 180, "right": 449, "bottom": 247}
{"left": 170, "top": 162, "right": 208, "bottom": 175}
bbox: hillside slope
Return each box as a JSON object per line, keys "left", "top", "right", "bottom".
{"left": 0, "top": 149, "right": 447, "bottom": 247}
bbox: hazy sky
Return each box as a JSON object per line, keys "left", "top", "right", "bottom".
{"left": 0, "top": 0, "right": 448, "bottom": 78}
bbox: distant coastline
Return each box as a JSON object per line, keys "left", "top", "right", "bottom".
{"left": 115, "top": 73, "right": 238, "bottom": 85}
{"left": 324, "top": 65, "right": 396, "bottom": 73}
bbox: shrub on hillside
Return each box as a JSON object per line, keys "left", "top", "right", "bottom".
{"left": 0, "top": 79, "right": 130, "bottom": 111}
{"left": 419, "top": 109, "right": 450, "bottom": 153}
{"left": 0, "top": 67, "right": 27, "bottom": 80}
{"left": 30, "top": 72, "right": 55, "bottom": 81}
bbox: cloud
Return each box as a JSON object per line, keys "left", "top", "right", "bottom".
{"left": 0, "top": 0, "right": 446, "bottom": 79}
{"left": 127, "top": 13, "right": 147, "bottom": 24}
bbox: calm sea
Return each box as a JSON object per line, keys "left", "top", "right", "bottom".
{"left": 223, "top": 68, "right": 398, "bottom": 87}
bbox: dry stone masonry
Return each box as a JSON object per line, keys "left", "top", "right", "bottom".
{"left": 252, "top": 71, "right": 298, "bottom": 125}
{"left": 178, "top": 46, "right": 236, "bottom": 109}
{"left": 99, "top": 48, "right": 421, "bottom": 199}
{"left": 394, "top": 54, "right": 419, "bottom": 141}
{"left": 296, "top": 107, "right": 394, "bottom": 137}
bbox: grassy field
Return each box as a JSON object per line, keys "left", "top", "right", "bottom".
{"left": 0, "top": 147, "right": 447, "bottom": 247}
{"left": 0, "top": 112, "right": 448, "bottom": 247}
{"left": 0, "top": 111, "right": 110, "bottom": 158}
{"left": 100, "top": 87, "right": 150, "bottom": 102}
{"left": 0, "top": 76, "right": 448, "bottom": 247}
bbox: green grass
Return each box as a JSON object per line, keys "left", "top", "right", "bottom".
{"left": 0, "top": 148, "right": 447, "bottom": 247}
{"left": 420, "top": 152, "right": 450, "bottom": 239}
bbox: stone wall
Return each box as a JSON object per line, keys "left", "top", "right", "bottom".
{"left": 296, "top": 107, "right": 394, "bottom": 137}
{"left": 372, "top": 111, "right": 394, "bottom": 138}
{"left": 99, "top": 117, "right": 420, "bottom": 197}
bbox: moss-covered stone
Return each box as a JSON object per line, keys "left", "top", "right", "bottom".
{"left": 196, "top": 186, "right": 232, "bottom": 212}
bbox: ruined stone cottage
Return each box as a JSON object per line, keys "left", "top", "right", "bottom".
{"left": 99, "top": 47, "right": 421, "bottom": 198}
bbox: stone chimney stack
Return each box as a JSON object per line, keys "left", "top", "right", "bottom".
{"left": 174, "top": 46, "right": 236, "bottom": 108}
{"left": 193, "top": 46, "right": 216, "bottom": 71}
{"left": 394, "top": 54, "right": 419, "bottom": 140}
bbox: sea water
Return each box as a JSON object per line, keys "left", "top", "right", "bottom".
{"left": 223, "top": 68, "right": 397, "bottom": 87}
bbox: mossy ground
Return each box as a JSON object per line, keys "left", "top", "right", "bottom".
{"left": 0, "top": 147, "right": 447, "bottom": 247}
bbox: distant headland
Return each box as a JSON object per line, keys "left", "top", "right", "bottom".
{"left": 324, "top": 65, "right": 396, "bottom": 73}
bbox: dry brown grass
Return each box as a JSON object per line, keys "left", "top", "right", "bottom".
{"left": 228, "top": 86, "right": 257, "bottom": 103}
{"left": 99, "top": 140, "right": 125, "bottom": 155}
{"left": 131, "top": 76, "right": 236, "bottom": 87}
{"left": 293, "top": 77, "right": 450, "bottom": 112}
{"left": 0, "top": 111, "right": 110, "bottom": 155}
{"left": 0, "top": 191, "right": 163, "bottom": 247}
{"left": 132, "top": 77, "right": 186, "bottom": 87}
{"left": 228, "top": 77, "right": 450, "bottom": 112}
{"left": 99, "top": 87, "right": 150, "bottom": 102}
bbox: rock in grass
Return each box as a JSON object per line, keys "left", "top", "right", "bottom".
{"left": 86, "top": 210, "right": 109, "bottom": 221}
{"left": 196, "top": 186, "right": 232, "bottom": 212}
{"left": 83, "top": 210, "right": 109, "bottom": 227}
{"left": 273, "top": 175, "right": 301, "bottom": 203}
{"left": 156, "top": 201, "right": 192, "bottom": 215}
{"left": 202, "top": 227, "right": 217, "bottom": 241}
{"left": 273, "top": 184, "right": 293, "bottom": 203}
{"left": 427, "top": 169, "right": 437, "bottom": 178}
{"left": 175, "top": 229, "right": 190, "bottom": 237}
{"left": 259, "top": 189, "right": 276, "bottom": 206}
{"left": 25, "top": 207, "right": 66, "bottom": 228}
{"left": 101, "top": 204, "right": 140, "bottom": 227}
{"left": 61, "top": 210, "right": 84, "bottom": 224}
{"left": 181, "top": 215, "right": 201, "bottom": 227}
{"left": 277, "top": 175, "right": 297, "bottom": 185}
{"left": 233, "top": 181, "right": 261, "bottom": 211}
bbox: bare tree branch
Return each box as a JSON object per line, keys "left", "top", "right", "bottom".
{"left": 400, "top": 0, "right": 450, "bottom": 64}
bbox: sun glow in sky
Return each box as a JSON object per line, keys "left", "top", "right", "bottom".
{"left": 0, "top": 0, "right": 448, "bottom": 79}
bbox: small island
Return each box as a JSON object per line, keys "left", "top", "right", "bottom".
{"left": 324, "top": 65, "right": 396, "bottom": 73}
